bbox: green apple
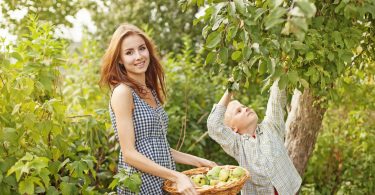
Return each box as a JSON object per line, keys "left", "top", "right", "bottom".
{"left": 192, "top": 174, "right": 208, "bottom": 187}
{"left": 227, "top": 177, "right": 239, "bottom": 183}
{"left": 209, "top": 179, "right": 219, "bottom": 186}
{"left": 207, "top": 166, "right": 221, "bottom": 179}
{"left": 218, "top": 169, "right": 230, "bottom": 182}
{"left": 231, "top": 167, "right": 245, "bottom": 179}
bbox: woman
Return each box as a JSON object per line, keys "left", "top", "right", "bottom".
{"left": 100, "top": 23, "right": 216, "bottom": 195}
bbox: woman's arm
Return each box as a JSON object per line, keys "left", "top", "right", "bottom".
{"left": 111, "top": 84, "right": 196, "bottom": 195}
{"left": 171, "top": 149, "right": 217, "bottom": 168}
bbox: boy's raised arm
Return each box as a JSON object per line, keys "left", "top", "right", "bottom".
{"left": 263, "top": 79, "right": 287, "bottom": 139}
{"left": 217, "top": 90, "right": 232, "bottom": 107}
{"left": 207, "top": 90, "right": 240, "bottom": 160}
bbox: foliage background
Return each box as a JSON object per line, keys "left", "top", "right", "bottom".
{"left": 0, "top": 0, "right": 374, "bottom": 194}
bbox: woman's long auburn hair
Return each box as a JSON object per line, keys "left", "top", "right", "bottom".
{"left": 99, "top": 23, "right": 166, "bottom": 104}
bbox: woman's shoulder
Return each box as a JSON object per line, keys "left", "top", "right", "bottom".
{"left": 112, "top": 83, "right": 133, "bottom": 97}
{"left": 111, "top": 84, "right": 134, "bottom": 109}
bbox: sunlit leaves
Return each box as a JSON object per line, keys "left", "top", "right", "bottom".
{"left": 205, "top": 31, "right": 222, "bottom": 48}
{"left": 234, "top": 0, "right": 247, "bottom": 15}
{"left": 296, "top": 0, "right": 317, "bottom": 18}
{"left": 288, "top": 70, "right": 299, "bottom": 84}
{"left": 206, "top": 51, "right": 217, "bottom": 64}
{"left": 264, "top": 7, "right": 287, "bottom": 30}
{"left": 219, "top": 48, "right": 229, "bottom": 64}
{"left": 231, "top": 50, "right": 242, "bottom": 61}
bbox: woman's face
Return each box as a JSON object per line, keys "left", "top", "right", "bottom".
{"left": 119, "top": 34, "right": 150, "bottom": 77}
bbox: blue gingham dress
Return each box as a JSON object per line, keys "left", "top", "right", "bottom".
{"left": 109, "top": 88, "right": 176, "bottom": 194}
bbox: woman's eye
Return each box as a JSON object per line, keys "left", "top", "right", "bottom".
{"left": 140, "top": 46, "right": 146, "bottom": 51}
{"left": 126, "top": 51, "right": 132, "bottom": 55}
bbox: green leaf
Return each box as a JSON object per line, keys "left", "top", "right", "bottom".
{"left": 202, "top": 25, "right": 210, "bottom": 38}
{"left": 39, "top": 168, "right": 51, "bottom": 188}
{"left": 219, "top": 48, "right": 229, "bottom": 64}
{"left": 21, "top": 153, "right": 34, "bottom": 162}
{"left": 327, "top": 52, "right": 335, "bottom": 61}
{"left": 288, "top": 70, "right": 299, "bottom": 84}
{"left": 108, "top": 178, "right": 120, "bottom": 190}
{"left": 242, "top": 47, "right": 252, "bottom": 61}
{"left": 197, "top": 0, "right": 204, "bottom": 7}
{"left": 11, "top": 104, "right": 22, "bottom": 115}
{"left": 212, "top": 17, "right": 224, "bottom": 31}
{"left": 248, "top": 56, "right": 262, "bottom": 69}
{"left": 343, "top": 4, "right": 357, "bottom": 19}
{"left": 306, "top": 52, "right": 315, "bottom": 61}
{"left": 234, "top": 0, "right": 246, "bottom": 15}
{"left": 60, "top": 182, "right": 78, "bottom": 195}
{"left": 46, "top": 186, "right": 59, "bottom": 195}
{"left": 228, "top": 2, "right": 236, "bottom": 17}
{"left": 206, "top": 52, "right": 217, "bottom": 64}
{"left": 226, "top": 24, "right": 239, "bottom": 43}
{"left": 337, "top": 62, "right": 344, "bottom": 74}
{"left": 11, "top": 52, "right": 23, "bottom": 62}
{"left": 19, "top": 179, "right": 34, "bottom": 195}
{"left": 264, "top": 7, "right": 287, "bottom": 30}
{"left": 261, "top": 77, "right": 272, "bottom": 94}
{"left": 291, "top": 41, "right": 308, "bottom": 50}
{"left": 29, "top": 157, "right": 49, "bottom": 174}
{"left": 67, "top": 161, "right": 88, "bottom": 178}
{"left": 258, "top": 60, "right": 267, "bottom": 75}
{"left": 290, "top": 17, "right": 308, "bottom": 32}
{"left": 296, "top": 0, "right": 317, "bottom": 18}
{"left": 265, "top": 18, "right": 285, "bottom": 30}
{"left": 311, "top": 70, "right": 319, "bottom": 84}
{"left": 130, "top": 173, "right": 142, "bottom": 185}
{"left": 340, "top": 51, "right": 352, "bottom": 63}
{"left": 290, "top": 7, "right": 305, "bottom": 17}
{"left": 206, "top": 31, "right": 222, "bottom": 48}
{"left": 299, "top": 78, "right": 309, "bottom": 88}
{"left": 231, "top": 51, "right": 242, "bottom": 61}
{"left": 254, "top": 8, "right": 267, "bottom": 21}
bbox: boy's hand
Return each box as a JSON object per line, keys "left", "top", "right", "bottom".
{"left": 227, "top": 77, "right": 239, "bottom": 93}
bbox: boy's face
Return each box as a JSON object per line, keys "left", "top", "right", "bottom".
{"left": 225, "top": 100, "right": 258, "bottom": 134}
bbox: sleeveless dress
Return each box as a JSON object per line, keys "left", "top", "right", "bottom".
{"left": 109, "top": 88, "right": 176, "bottom": 194}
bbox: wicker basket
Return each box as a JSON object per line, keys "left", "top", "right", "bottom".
{"left": 163, "top": 165, "right": 250, "bottom": 195}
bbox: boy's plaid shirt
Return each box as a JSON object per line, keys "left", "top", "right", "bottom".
{"left": 207, "top": 81, "right": 302, "bottom": 195}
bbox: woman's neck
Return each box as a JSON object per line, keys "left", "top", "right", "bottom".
{"left": 128, "top": 73, "right": 146, "bottom": 86}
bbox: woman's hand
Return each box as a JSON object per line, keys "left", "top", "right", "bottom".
{"left": 195, "top": 157, "right": 217, "bottom": 168}
{"left": 175, "top": 173, "right": 198, "bottom": 195}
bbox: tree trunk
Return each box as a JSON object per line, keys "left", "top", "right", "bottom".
{"left": 285, "top": 88, "right": 327, "bottom": 176}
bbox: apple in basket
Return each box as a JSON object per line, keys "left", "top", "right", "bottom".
{"left": 218, "top": 169, "right": 230, "bottom": 182}
{"left": 206, "top": 166, "right": 221, "bottom": 180}
{"left": 190, "top": 174, "right": 209, "bottom": 187}
{"left": 231, "top": 167, "right": 246, "bottom": 179}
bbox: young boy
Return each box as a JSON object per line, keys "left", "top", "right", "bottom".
{"left": 207, "top": 80, "right": 301, "bottom": 195}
